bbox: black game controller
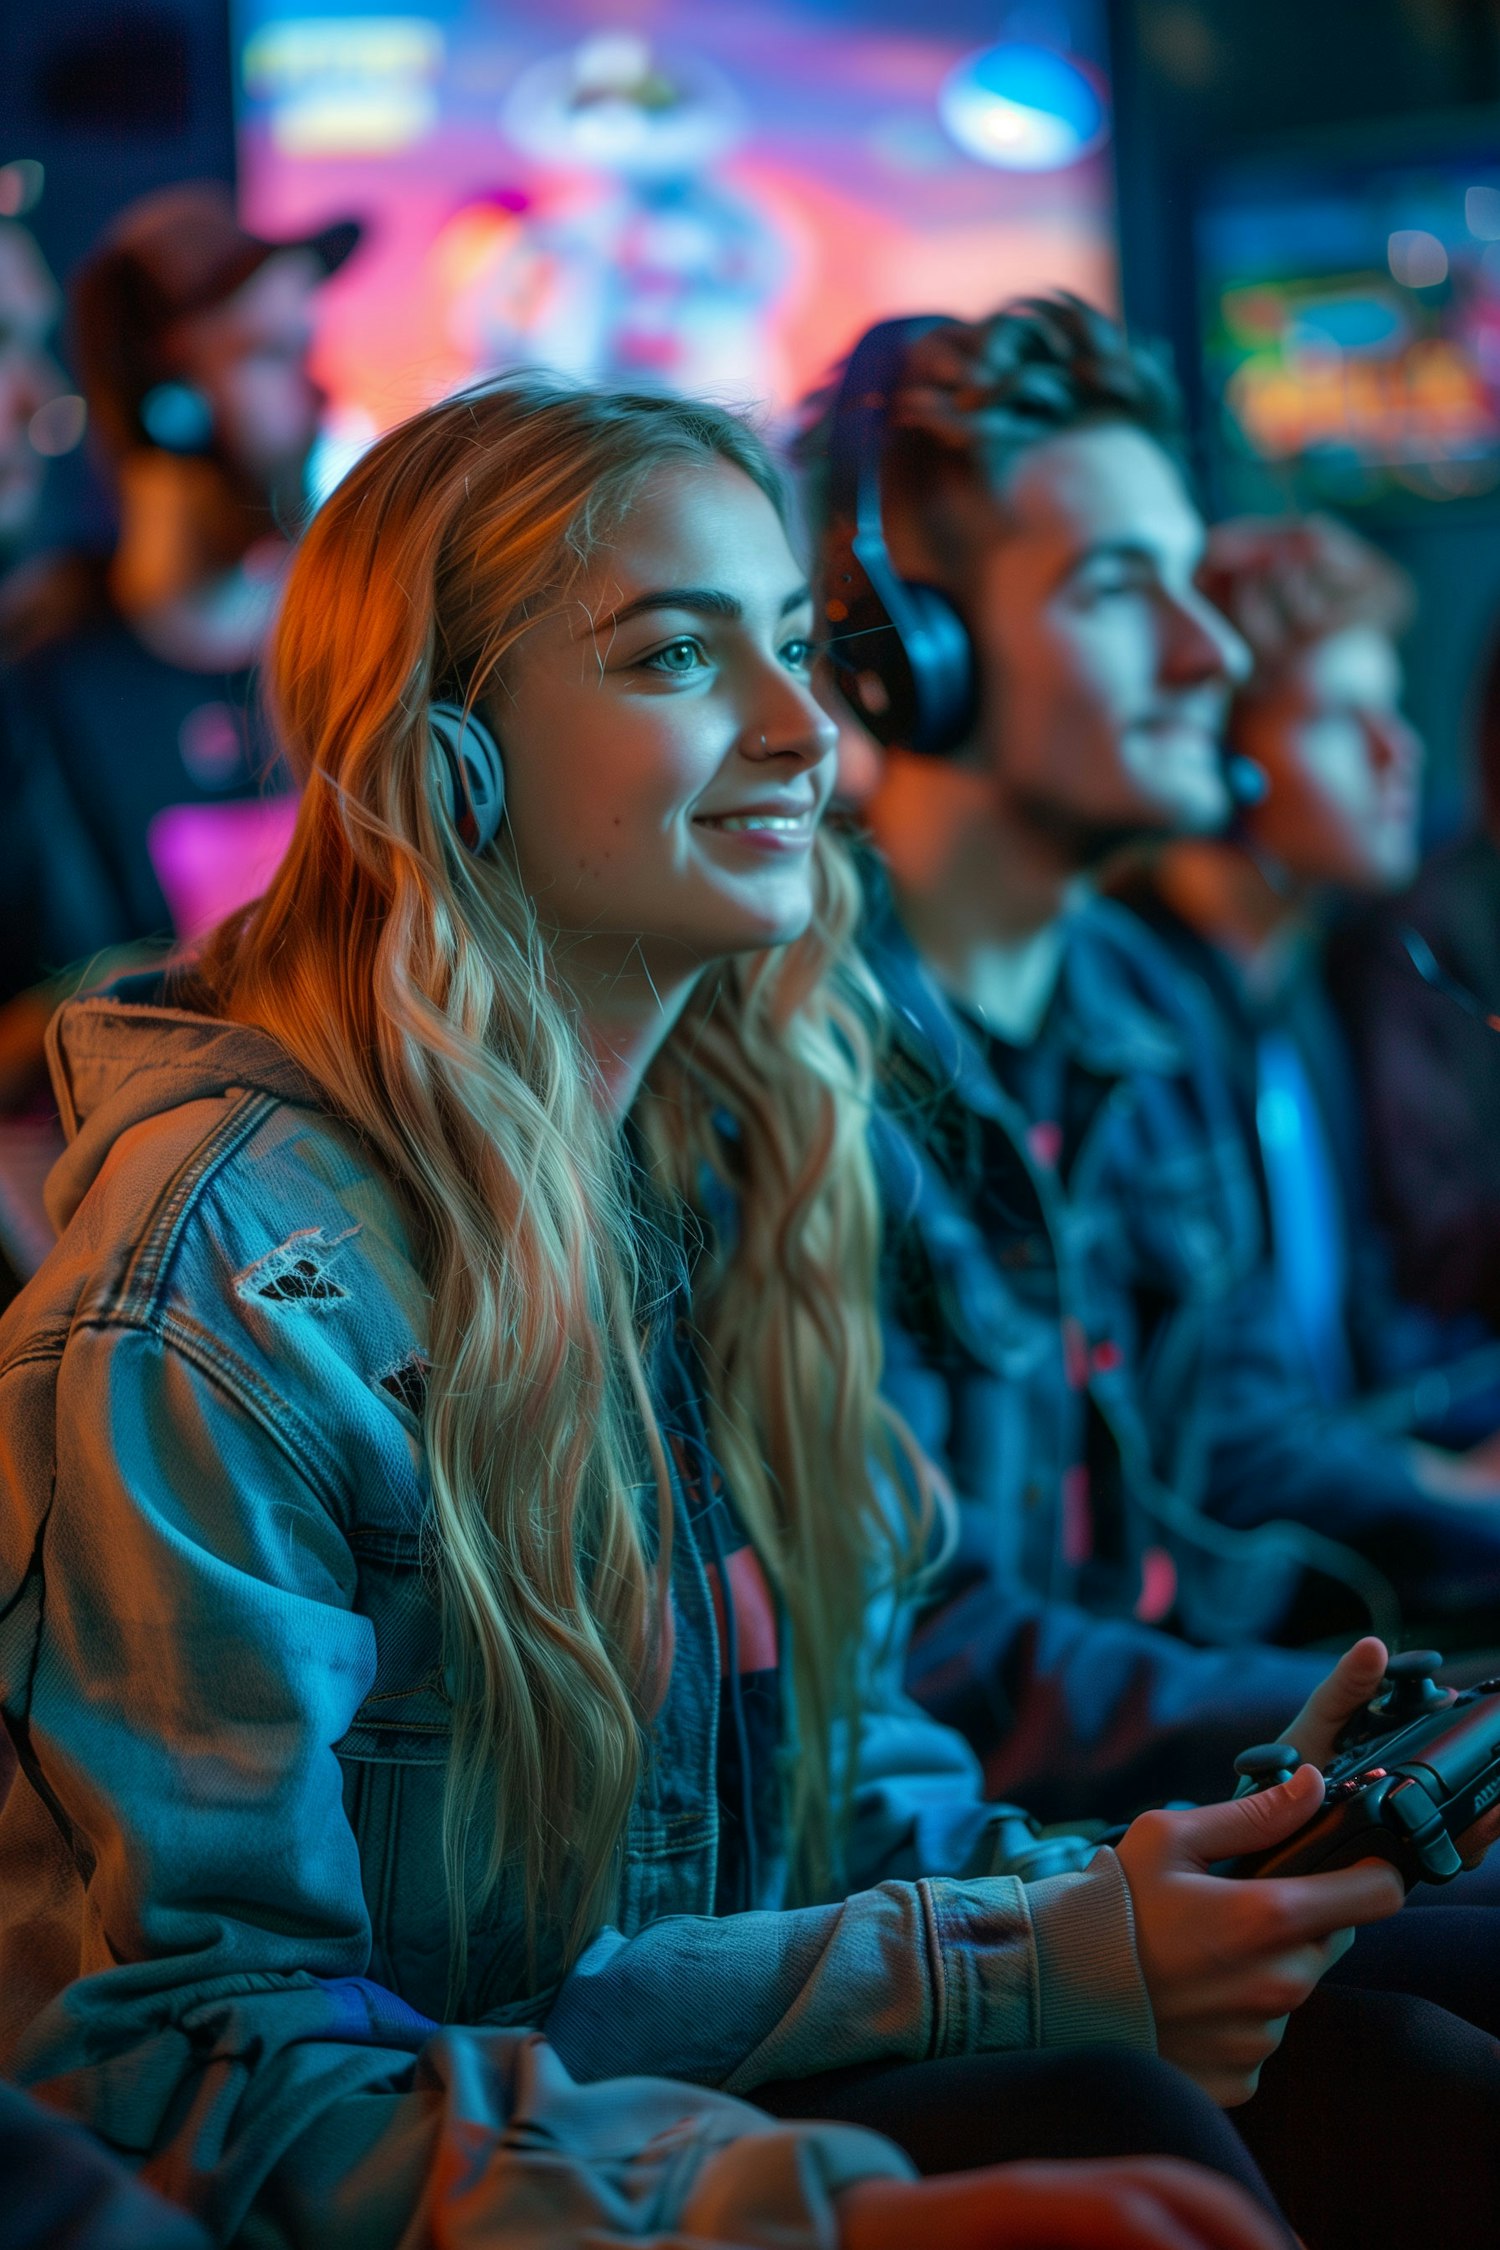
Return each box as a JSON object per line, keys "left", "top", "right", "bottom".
{"left": 1225, "top": 1651, "right": 1500, "bottom": 1889}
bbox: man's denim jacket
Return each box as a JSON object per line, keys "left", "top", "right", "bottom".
{"left": 866, "top": 898, "right": 1414, "bottom": 1823}
{"left": 0, "top": 983, "right": 1152, "bottom": 2248}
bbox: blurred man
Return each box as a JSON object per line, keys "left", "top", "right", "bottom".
{"left": 796, "top": 299, "right": 1500, "bottom": 1821}
{"left": 0, "top": 183, "right": 358, "bottom": 1031}
{"left": 1116, "top": 516, "right": 1499, "bottom": 1441}
{"left": 1328, "top": 616, "right": 1500, "bottom": 1343}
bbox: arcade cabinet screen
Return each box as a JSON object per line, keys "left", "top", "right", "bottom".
{"left": 232, "top": 0, "right": 1117, "bottom": 483}
{"left": 1200, "top": 145, "right": 1500, "bottom": 511}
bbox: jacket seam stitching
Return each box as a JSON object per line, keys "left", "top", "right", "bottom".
{"left": 69, "top": 1309, "right": 350, "bottom": 1522}
{"left": 916, "top": 1877, "right": 947, "bottom": 2059}
{"left": 111, "top": 1088, "right": 282, "bottom": 1317}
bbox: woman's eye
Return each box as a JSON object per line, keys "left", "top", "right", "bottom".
{"left": 642, "top": 637, "right": 707, "bottom": 675}
{"left": 781, "top": 636, "right": 817, "bottom": 671}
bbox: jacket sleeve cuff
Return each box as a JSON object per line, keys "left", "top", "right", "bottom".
{"left": 919, "top": 1847, "right": 1154, "bottom": 2061}
{"left": 680, "top": 2122, "right": 915, "bottom": 2249}
{"left": 1025, "top": 1848, "right": 1157, "bottom": 2053}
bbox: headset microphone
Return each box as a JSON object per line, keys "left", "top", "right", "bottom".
{"left": 138, "top": 380, "right": 216, "bottom": 455}
{"left": 429, "top": 700, "right": 507, "bottom": 855}
{"left": 822, "top": 316, "right": 977, "bottom": 759}
{"left": 1217, "top": 750, "right": 1294, "bottom": 895}
{"left": 1224, "top": 754, "right": 1269, "bottom": 810}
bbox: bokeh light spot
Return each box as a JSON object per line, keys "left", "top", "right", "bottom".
{"left": 28, "top": 394, "right": 86, "bottom": 457}
{"left": 1388, "top": 229, "right": 1449, "bottom": 290}
{"left": 939, "top": 42, "right": 1106, "bottom": 173}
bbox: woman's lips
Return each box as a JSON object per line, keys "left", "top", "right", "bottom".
{"left": 693, "top": 807, "right": 819, "bottom": 850}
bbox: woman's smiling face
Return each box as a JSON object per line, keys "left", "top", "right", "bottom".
{"left": 494, "top": 455, "right": 838, "bottom": 990}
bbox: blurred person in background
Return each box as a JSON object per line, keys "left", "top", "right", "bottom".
{"left": 0, "top": 215, "right": 66, "bottom": 606}
{"left": 1327, "top": 613, "right": 1500, "bottom": 1347}
{"left": 0, "top": 182, "right": 359, "bottom": 1091}
{"left": 796, "top": 302, "right": 1500, "bottom": 1839}
{"left": 1117, "top": 516, "right": 1500, "bottom": 1452}
{"left": 0, "top": 214, "right": 72, "bottom": 1305}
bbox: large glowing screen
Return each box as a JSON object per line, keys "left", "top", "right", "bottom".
{"left": 233, "top": 2, "right": 1115, "bottom": 458}
{"left": 1200, "top": 145, "right": 1500, "bottom": 512}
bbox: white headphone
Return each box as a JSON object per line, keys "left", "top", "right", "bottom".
{"left": 429, "top": 700, "right": 506, "bottom": 854}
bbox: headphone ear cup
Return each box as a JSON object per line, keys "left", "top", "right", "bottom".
{"left": 828, "top": 562, "right": 976, "bottom": 759}
{"left": 822, "top": 313, "right": 979, "bottom": 761}
{"left": 899, "top": 583, "right": 977, "bottom": 759}
{"left": 429, "top": 700, "right": 507, "bottom": 854}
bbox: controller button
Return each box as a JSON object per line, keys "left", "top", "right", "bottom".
{"left": 1385, "top": 1777, "right": 1463, "bottom": 1881}
{"left": 1234, "top": 1743, "right": 1303, "bottom": 1793}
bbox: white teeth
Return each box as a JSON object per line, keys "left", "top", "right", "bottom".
{"left": 709, "top": 814, "right": 807, "bottom": 832}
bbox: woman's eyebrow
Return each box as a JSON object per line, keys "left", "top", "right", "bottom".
{"left": 585, "top": 584, "right": 812, "bottom": 636}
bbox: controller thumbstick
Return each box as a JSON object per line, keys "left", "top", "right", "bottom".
{"left": 1386, "top": 1649, "right": 1445, "bottom": 1678}
{"left": 1371, "top": 1651, "right": 1452, "bottom": 1729}
{"left": 1234, "top": 1743, "right": 1304, "bottom": 1794}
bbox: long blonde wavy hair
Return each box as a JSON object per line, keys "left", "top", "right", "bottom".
{"left": 201, "top": 376, "right": 932, "bottom": 1978}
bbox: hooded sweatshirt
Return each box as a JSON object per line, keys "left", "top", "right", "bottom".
{"left": 0, "top": 976, "right": 1152, "bottom": 2246}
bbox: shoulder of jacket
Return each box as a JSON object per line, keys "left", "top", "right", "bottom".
{"left": 1, "top": 1090, "right": 430, "bottom": 1528}
{"left": 12, "top": 1089, "right": 415, "bottom": 1353}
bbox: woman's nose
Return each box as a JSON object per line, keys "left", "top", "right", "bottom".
{"left": 746, "top": 679, "right": 840, "bottom": 768}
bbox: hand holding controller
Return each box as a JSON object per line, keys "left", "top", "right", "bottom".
{"left": 1116, "top": 1766, "right": 1402, "bottom": 2104}
{"left": 1226, "top": 1649, "right": 1500, "bottom": 1888}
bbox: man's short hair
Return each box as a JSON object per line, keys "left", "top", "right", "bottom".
{"left": 1198, "top": 514, "right": 1414, "bottom": 696}
{"left": 795, "top": 293, "right": 1188, "bottom": 538}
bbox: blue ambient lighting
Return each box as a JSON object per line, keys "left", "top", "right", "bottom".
{"left": 939, "top": 42, "right": 1107, "bottom": 173}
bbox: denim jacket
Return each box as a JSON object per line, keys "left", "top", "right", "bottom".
{"left": 1118, "top": 871, "right": 1500, "bottom": 1445}
{"left": 866, "top": 899, "right": 1393, "bottom": 1821}
{"left": 873, "top": 894, "right": 1474, "bottom": 1629}
{"left": 0, "top": 978, "right": 1152, "bottom": 2247}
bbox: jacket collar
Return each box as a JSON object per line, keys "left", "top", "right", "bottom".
{"left": 44, "top": 964, "right": 321, "bottom": 1232}
{"left": 865, "top": 882, "right": 1187, "bottom": 1112}
{"left": 864, "top": 893, "right": 1013, "bottom": 1126}
{"left": 1049, "top": 899, "right": 1190, "bottom": 1079}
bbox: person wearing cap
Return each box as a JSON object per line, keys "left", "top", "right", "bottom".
{"left": 0, "top": 183, "right": 359, "bottom": 1083}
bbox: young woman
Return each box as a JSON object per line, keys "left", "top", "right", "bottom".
{"left": 0, "top": 375, "right": 1385, "bottom": 2248}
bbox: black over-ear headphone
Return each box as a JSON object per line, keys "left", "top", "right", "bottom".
{"left": 822, "top": 315, "right": 978, "bottom": 758}
{"left": 429, "top": 700, "right": 507, "bottom": 854}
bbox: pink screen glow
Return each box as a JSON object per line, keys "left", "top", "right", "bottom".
{"left": 233, "top": 3, "right": 1116, "bottom": 448}
{"left": 147, "top": 797, "right": 301, "bottom": 941}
